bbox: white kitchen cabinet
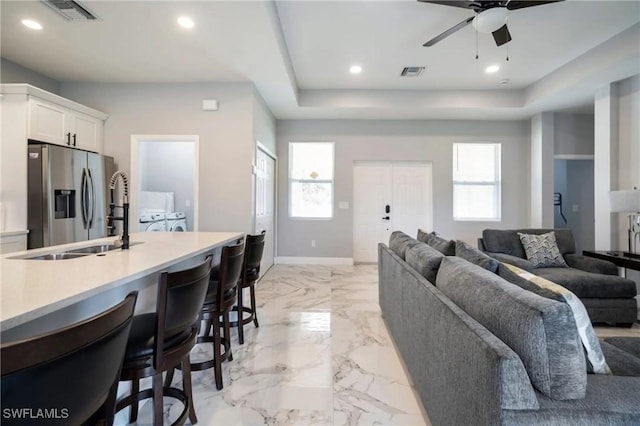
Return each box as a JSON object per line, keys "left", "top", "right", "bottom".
{"left": 0, "top": 84, "right": 109, "bottom": 241}
{"left": 28, "top": 96, "right": 104, "bottom": 152}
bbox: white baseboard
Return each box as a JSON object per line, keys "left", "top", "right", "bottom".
{"left": 276, "top": 256, "right": 354, "bottom": 266}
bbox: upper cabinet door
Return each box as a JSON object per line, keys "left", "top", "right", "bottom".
{"left": 27, "top": 97, "right": 104, "bottom": 153}
{"left": 72, "top": 112, "right": 103, "bottom": 152}
{"left": 28, "top": 98, "right": 69, "bottom": 146}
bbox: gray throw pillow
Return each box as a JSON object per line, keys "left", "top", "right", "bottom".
{"left": 455, "top": 240, "right": 499, "bottom": 273}
{"left": 518, "top": 231, "right": 568, "bottom": 268}
{"left": 405, "top": 243, "right": 444, "bottom": 283}
{"left": 389, "top": 231, "right": 421, "bottom": 260}
{"left": 426, "top": 233, "right": 455, "bottom": 256}
{"left": 416, "top": 228, "right": 433, "bottom": 243}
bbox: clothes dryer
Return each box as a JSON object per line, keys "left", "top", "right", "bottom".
{"left": 165, "top": 211, "right": 187, "bottom": 232}
{"left": 138, "top": 212, "right": 167, "bottom": 232}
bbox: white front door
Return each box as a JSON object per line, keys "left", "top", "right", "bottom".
{"left": 353, "top": 162, "right": 433, "bottom": 263}
{"left": 255, "top": 147, "right": 276, "bottom": 276}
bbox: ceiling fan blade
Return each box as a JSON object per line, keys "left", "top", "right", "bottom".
{"left": 423, "top": 16, "right": 475, "bottom": 47}
{"left": 492, "top": 23, "right": 512, "bottom": 46}
{"left": 505, "top": 0, "right": 564, "bottom": 10}
{"left": 417, "top": 0, "right": 476, "bottom": 10}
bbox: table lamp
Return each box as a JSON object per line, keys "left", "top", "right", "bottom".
{"left": 609, "top": 189, "right": 640, "bottom": 256}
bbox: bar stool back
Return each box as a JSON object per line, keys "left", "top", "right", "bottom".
{"left": 1, "top": 292, "right": 138, "bottom": 426}
{"left": 116, "top": 255, "right": 212, "bottom": 426}
{"left": 190, "top": 241, "right": 245, "bottom": 390}
{"left": 232, "top": 231, "right": 266, "bottom": 344}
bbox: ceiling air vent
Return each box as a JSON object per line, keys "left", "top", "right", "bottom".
{"left": 41, "top": 0, "right": 98, "bottom": 21}
{"left": 400, "top": 67, "right": 425, "bottom": 77}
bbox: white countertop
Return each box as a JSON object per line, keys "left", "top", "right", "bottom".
{"left": 0, "top": 231, "right": 243, "bottom": 331}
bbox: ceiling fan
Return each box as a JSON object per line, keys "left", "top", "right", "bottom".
{"left": 419, "top": 1, "right": 564, "bottom": 48}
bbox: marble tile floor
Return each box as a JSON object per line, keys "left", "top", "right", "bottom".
{"left": 126, "top": 264, "right": 639, "bottom": 426}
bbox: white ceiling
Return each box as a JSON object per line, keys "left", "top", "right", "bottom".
{"left": 1, "top": 0, "right": 639, "bottom": 120}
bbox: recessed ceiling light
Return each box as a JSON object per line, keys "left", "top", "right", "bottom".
{"left": 485, "top": 65, "right": 500, "bottom": 74}
{"left": 177, "top": 16, "right": 194, "bottom": 29}
{"left": 22, "top": 19, "right": 43, "bottom": 30}
{"left": 350, "top": 65, "right": 362, "bottom": 74}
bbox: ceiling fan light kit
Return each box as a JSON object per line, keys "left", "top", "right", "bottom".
{"left": 472, "top": 8, "right": 508, "bottom": 33}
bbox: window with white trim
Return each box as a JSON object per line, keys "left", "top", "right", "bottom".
{"left": 453, "top": 143, "right": 501, "bottom": 221}
{"left": 289, "top": 142, "right": 334, "bottom": 218}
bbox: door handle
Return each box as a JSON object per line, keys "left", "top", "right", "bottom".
{"left": 66, "top": 132, "right": 71, "bottom": 145}
{"left": 88, "top": 169, "right": 95, "bottom": 227}
{"left": 72, "top": 134, "right": 77, "bottom": 147}
{"left": 382, "top": 216, "right": 390, "bottom": 220}
{"left": 81, "top": 169, "right": 89, "bottom": 228}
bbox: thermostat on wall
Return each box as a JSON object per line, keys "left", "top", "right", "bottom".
{"left": 202, "top": 99, "right": 218, "bottom": 111}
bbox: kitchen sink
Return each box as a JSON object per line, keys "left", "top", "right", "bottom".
{"left": 10, "top": 241, "right": 142, "bottom": 260}
{"left": 26, "top": 253, "right": 91, "bottom": 261}
{"left": 67, "top": 241, "right": 142, "bottom": 254}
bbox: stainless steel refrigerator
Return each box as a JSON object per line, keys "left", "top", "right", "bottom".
{"left": 27, "top": 143, "right": 116, "bottom": 249}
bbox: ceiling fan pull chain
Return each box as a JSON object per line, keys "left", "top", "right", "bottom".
{"left": 506, "top": 43, "right": 509, "bottom": 62}
{"left": 475, "top": 25, "right": 479, "bottom": 59}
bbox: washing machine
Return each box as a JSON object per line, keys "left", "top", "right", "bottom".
{"left": 166, "top": 211, "right": 187, "bottom": 232}
{"left": 138, "top": 212, "right": 167, "bottom": 232}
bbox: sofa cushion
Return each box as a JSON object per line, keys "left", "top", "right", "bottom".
{"left": 600, "top": 341, "right": 640, "bottom": 377}
{"left": 416, "top": 228, "right": 432, "bottom": 243}
{"left": 482, "top": 229, "right": 576, "bottom": 258}
{"left": 436, "top": 257, "right": 587, "bottom": 400}
{"left": 455, "top": 240, "right": 499, "bottom": 273}
{"left": 425, "top": 233, "right": 455, "bottom": 256}
{"left": 518, "top": 231, "right": 568, "bottom": 268}
{"left": 502, "top": 263, "right": 611, "bottom": 375}
{"left": 405, "top": 243, "right": 444, "bottom": 283}
{"left": 389, "top": 231, "right": 422, "bottom": 260}
{"left": 534, "top": 268, "right": 638, "bottom": 299}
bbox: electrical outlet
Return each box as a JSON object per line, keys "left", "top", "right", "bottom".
{"left": 572, "top": 204, "right": 579, "bottom": 212}
{"left": 185, "top": 199, "right": 191, "bottom": 207}
{"left": 311, "top": 240, "right": 316, "bottom": 248}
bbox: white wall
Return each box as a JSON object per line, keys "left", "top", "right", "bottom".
{"left": 0, "top": 58, "right": 60, "bottom": 94}
{"left": 554, "top": 113, "right": 595, "bottom": 156}
{"left": 60, "top": 82, "right": 257, "bottom": 233}
{"left": 276, "top": 119, "right": 531, "bottom": 259}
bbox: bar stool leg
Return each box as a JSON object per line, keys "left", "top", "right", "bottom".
{"left": 153, "top": 372, "right": 163, "bottom": 426}
{"left": 212, "top": 313, "right": 223, "bottom": 390}
{"left": 182, "top": 355, "right": 198, "bottom": 425}
{"left": 223, "top": 310, "right": 233, "bottom": 361}
{"left": 237, "top": 285, "right": 245, "bottom": 344}
{"left": 250, "top": 283, "right": 259, "bottom": 327}
{"left": 130, "top": 378, "right": 140, "bottom": 422}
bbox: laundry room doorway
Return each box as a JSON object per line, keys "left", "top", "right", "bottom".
{"left": 130, "top": 135, "right": 199, "bottom": 232}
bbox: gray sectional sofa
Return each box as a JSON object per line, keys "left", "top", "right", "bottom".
{"left": 478, "top": 229, "right": 638, "bottom": 326}
{"left": 379, "top": 231, "right": 640, "bottom": 426}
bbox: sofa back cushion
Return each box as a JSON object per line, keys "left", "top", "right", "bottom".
{"left": 406, "top": 243, "right": 444, "bottom": 283}
{"left": 417, "top": 231, "right": 455, "bottom": 256}
{"left": 482, "top": 229, "right": 576, "bottom": 257}
{"left": 455, "top": 240, "right": 499, "bottom": 273}
{"left": 389, "top": 231, "right": 422, "bottom": 260}
{"left": 436, "top": 257, "right": 587, "bottom": 400}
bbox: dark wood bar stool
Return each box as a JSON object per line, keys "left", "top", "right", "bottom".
{"left": 189, "top": 241, "right": 245, "bottom": 390}
{"left": 231, "top": 231, "right": 266, "bottom": 344}
{"left": 116, "top": 256, "right": 212, "bottom": 426}
{"left": 1, "top": 292, "right": 138, "bottom": 426}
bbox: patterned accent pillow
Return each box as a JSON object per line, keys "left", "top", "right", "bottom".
{"left": 518, "top": 231, "right": 568, "bottom": 268}
{"left": 502, "top": 263, "right": 611, "bottom": 375}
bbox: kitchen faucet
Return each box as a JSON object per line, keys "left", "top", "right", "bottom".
{"left": 107, "top": 171, "right": 130, "bottom": 250}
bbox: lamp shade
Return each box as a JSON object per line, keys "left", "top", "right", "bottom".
{"left": 609, "top": 190, "right": 640, "bottom": 213}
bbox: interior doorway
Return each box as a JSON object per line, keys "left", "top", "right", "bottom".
{"left": 353, "top": 161, "right": 433, "bottom": 263}
{"left": 254, "top": 143, "right": 276, "bottom": 276}
{"left": 130, "top": 135, "right": 199, "bottom": 232}
{"left": 553, "top": 158, "right": 594, "bottom": 253}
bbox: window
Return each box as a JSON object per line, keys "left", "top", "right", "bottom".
{"left": 289, "top": 142, "right": 334, "bottom": 218}
{"left": 453, "top": 143, "right": 501, "bottom": 221}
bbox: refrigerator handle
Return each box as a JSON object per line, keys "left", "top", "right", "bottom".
{"left": 80, "top": 168, "right": 89, "bottom": 229}
{"left": 88, "top": 168, "right": 96, "bottom": 228}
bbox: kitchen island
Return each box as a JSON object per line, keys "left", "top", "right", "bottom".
{"left": 0, "top": 231, "right": 243, "bottom": 340}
